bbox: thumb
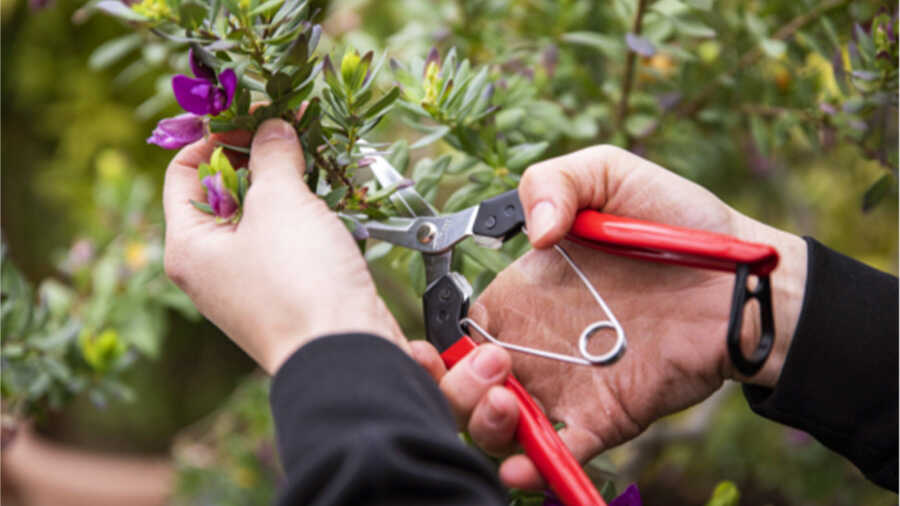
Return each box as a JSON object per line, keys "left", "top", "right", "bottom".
{"left": 518, "top": 145, "right": 632, "bottom": 249}
{"left": 243, "top": 119, "right": 315, "bottom": 218}
{"left": 249, "top": 119, "right": 308, "bottom": 182}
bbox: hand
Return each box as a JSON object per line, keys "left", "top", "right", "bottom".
{"left": 412, "top": 145, "right": 807, "bottom": 489}
{"left": 163, "top": 119, "right": 407, "bottom": 374}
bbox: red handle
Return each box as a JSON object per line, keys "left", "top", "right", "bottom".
{"left": 568, "top": 210, "right": 779, "bottom": 276}
{"left": 442, "top": 337, "right": 607, "bottom": 506}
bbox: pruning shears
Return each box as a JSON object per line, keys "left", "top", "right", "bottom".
{"left": 346, "top": 151, "right": 779, "bottom": 506}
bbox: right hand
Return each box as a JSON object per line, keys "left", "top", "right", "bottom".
{"left": 411, "top": 145, "right": 808, "bottom": 490}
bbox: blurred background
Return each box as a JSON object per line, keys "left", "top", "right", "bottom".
{"left": 1, "top": 0, "right": 897, "bottom": 504}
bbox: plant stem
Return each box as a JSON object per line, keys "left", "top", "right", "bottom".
{"left": 615, "top": 0, "right": 649, "bottom": 149}
{"left": 677, "top": 0, "right": 850, "bottom": 118}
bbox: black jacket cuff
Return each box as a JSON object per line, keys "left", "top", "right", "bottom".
{"left": 743, "top": 237, "right": 898, "bottom": 491}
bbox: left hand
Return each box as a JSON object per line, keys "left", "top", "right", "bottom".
{"left": 163, "top": 119, "right": 407, "bottom": 374}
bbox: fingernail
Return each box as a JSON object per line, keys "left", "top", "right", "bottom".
{"left": 255, "top": 119, "right": 294, "bottom": 144}
{"left": 486, "top": 389, "right": 508, "bottom": 426}
{"left": 472, "top": 347, "right": 505, "bottom": 381}
{"left": 529, "top": 201, "right": 557, "bottom": 244}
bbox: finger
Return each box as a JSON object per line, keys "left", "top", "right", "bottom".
{"left": 467, "top": 386, "right": 519, "bottom": 457}
{"left": 249, "top": 119, "right": 308, "bottom": 183}
{"left": 499, "top": 454, "right": 544, "bottom": 490}
{"left": 163, "top": 130, "right": 253, "bottom": 237}
{"left": 440, "top": 344, "right": 512, "bottom": 427}
{"left": 519, "top": 145, "right": 638, "bottom": 248}
{"left": 409, "top": 340, "right": 447, "bottom": 382}
{"left": 497, "top": 424, "right": 598, "bottom": 490}
{"left": 242, "top": 119, "right": 315, "bottom": 221}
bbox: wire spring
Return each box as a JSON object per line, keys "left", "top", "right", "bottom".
{"left": 461, "top": 239, "right": 627, "bottom": 366}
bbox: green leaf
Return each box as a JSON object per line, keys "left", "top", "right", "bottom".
{"left": 443, "top": 182, "right": 486, "bottom": 212}
{"left": 506, "top": 142, "right": 549, "bottom": 173}
{"left": 95, "top": 0, "right": 149, "bottom": 22}
{"left": 760, "top": 38, "right": 786, "bottom": 59}
{"left": 323, "top": 186, "right": 348, "bottom": 208}
{"left": 364, "top": 242, "right": 392, "bottom": 262}
{"left": 560, "top": 31, "right": 621, "bottom": 55}
{"left": 362, "top": 87, "right": 400, "bottom": 120}
{"left": 179, "top": 0, "right": 207, "bottom": 28}
{"left": 196, "top": 162, "right": 212, "bottom": 182}
{"left": 854, "top": 24, "right": 875, "bottom": 63}
{"left": 236, "top": 169, "right": 250, "bottom": 202}
{"left": 92, "top": 256, "right": 119, "bottom": 298}
{"left": 410, "top": 125, "right": 451, "bottom": 149}
{"left": 247, "top": 0, "right": 282, "bottom": 17}
{"left": 88, "top": 34, "right": 142, "bottom": 70}
{"left": 27, "top": 372, "right": 52, "bottom": 398}
{"left": 120, "top": 306, "right": 164, "bottom": 357}
{"left": 38, "top": 279, "right": 75, "bottom": 319}
{"left": 31, "top": 321, "right": 81, "bottom": 351}
{"left": 862, "top": 173, "right": 894, "bottom": 212}
{"left": 41, "top": 356, "right": 73, "bottom": 383}
{"left": 652, "top": 0, "right": 689, "bottom": 16}
{"left": 625, "top": 114, "right": 656, "bottom": 138}
{"left": 683, "top": 0, "right": 713, "bottom": 9}
{"left": 210, "top": 146, "right": 238, "bottom": 190}
{"left": 705, "top": 481, "right": 740, "bottom": 506}
{"left": 673, "top": 18, "right": 716, "bottom": 38}
{"left": 386, "top": 139, "right": 410, "bottom": 172}
{"left": 190, "top": 200, "right": 215, "bottom": 214}
{"left": 265, "top": 72, "right": 292, "bottom": 100}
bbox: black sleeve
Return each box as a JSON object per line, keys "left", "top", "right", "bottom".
{"left": 743, "top": 237, "right": 898, "bottom": 491}
{"left": 269, "top": 333, "right": 506, "bottom": 506}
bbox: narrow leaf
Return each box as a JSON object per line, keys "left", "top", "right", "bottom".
{"left": 95, "top": 1, "right": 148, "bottom": 22}
{"left": 190, "top": 200, "right": 215, "bottom": 214}
{"left": 410, "top": 125, "right": 450, "bottom": 149}
{"left": 862, "top": 173, "right": 894, "bottom": 212}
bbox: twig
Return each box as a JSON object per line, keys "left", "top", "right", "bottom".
{"left": 677, "top": 0, "right": 850, "bottom": 118}
{"left": 615, "top": 0, "right": 649, "bottom": 148}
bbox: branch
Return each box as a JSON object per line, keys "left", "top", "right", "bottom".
{"left": 615, "top": 0, "right": 649, "bottom": 148}
{"left": 677, "top": 0, "right": 850, "bottom": 118}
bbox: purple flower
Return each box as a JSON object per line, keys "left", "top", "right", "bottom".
{"left": 610, "top": 484, "right": 642, "bottom": 506}
{"left": 202, "top": 173, "right": 239, "bottom": 219}
{"left": 147, "top": 113, "right": 205, "bottom": 149}
{"left": 172, "top": 50, "right": 237, "bottom": 116}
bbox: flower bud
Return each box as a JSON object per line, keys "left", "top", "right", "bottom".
{"left": 202, "top": 172, "right": 239, "bottom": 220}
{"left": 147, "top": 113, "right": 205, "bottom": 149}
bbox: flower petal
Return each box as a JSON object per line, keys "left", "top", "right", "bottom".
{"left": 202, "top": 173, "right": 238, "bottom": 219}
{"left": 218, "top": 68, "right": 237, "bottom": 109}
{"left": 173, "top": 74, "right": 217, "bottom": 115}
{"left": 147, "top": 113, "right": 205, "bottom": 149}
{"left": 610, "top": 484, "right": 642, "bottom": 506}
{"left": 189, "top": 48, "right": 217, "bottom": 81}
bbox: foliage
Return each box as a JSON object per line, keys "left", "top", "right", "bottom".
{"left": 1, "top": 159, "right": 198, "bottom": 425}
{"left": 172, "top": 375, "right": 280, "bottom": 505}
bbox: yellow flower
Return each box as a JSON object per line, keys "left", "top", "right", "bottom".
{"left": 131, "top": 0, "right": 173, "bottom": 21}
{"left": 125, "top": 241, "right": 147, "bottom": 270}
{"left": 79, "top": 329, "right": 126, "bottom": 372}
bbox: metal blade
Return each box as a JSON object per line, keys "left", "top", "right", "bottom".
{"left": 349, "top": 208, "right": 478, "bottom": 255}
{"left": 362, "top": 145, "right": 437, "bottom": 217}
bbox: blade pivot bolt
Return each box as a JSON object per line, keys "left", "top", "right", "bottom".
{"left": 417, "top": 223, "right": 438, "bottom": 244}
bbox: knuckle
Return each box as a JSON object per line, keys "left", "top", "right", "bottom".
{"left": 587, "top": 143, "right": 626, "bottom": 162}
